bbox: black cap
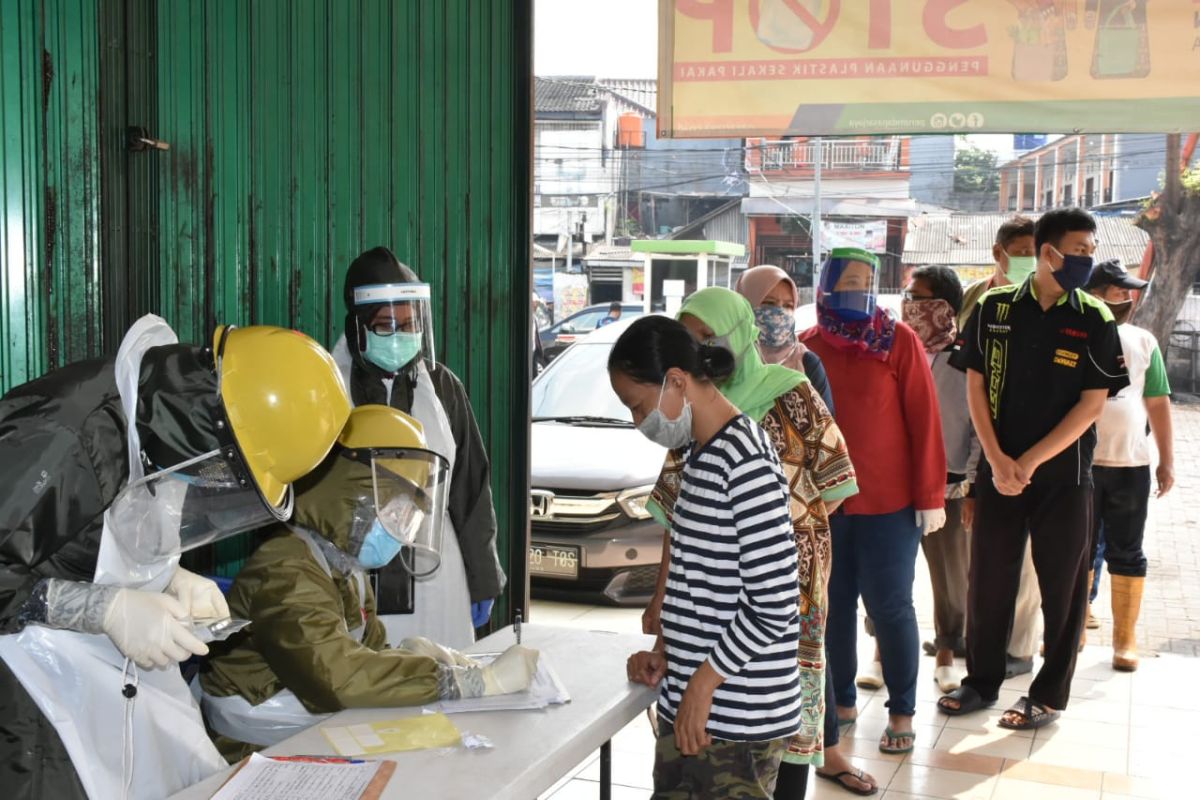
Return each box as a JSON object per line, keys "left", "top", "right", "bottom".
{"left": 1085, "top": 258, "right": 1148, "bottom": 291}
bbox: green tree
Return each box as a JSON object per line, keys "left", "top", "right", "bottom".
{"left": 954, "top": 144, "right": 999, "bottom": 195}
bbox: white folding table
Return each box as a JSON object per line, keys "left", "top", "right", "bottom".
{"left": 169, "top": 624, "right": 658, "bottom": 800}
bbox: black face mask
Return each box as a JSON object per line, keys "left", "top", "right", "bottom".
{"left": 1105, "top": 299, "right": 1134, "bottom": 326}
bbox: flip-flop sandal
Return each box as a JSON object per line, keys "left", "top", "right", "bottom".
{"left": 837, "top": 714, "right": 858, "bottom": 730}
{"left": 998, "top": 696, "right": 1061, "bottom": 731}
{"left": 938, "top": 685, "right": 996, "bottom": 716}
{"left": 816, "top": 768, "right": 879, "bottom": 796}
{"left": 934, "top": 665, "right": 963, "bottom": 694}
{"left": 1005, "top": 656, "right": 1034, "bottom": 679}
{"left": 879, "top": 726, "right": 916, "bottom": 755}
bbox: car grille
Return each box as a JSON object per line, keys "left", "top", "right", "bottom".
{"left": 621, "top": 565, "right": 660, "bottom": 594}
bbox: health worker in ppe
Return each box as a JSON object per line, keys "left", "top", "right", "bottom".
{"left": 200, "top": 404, "right": 538, "bottom": 762}
{"left": 331, "top": 247, "right": 504, "bottom": 649}
{"left": 0, "top": 315, "right": 351, "bottom": 800}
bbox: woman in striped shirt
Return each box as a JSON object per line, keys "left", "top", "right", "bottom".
{"left": 610, "top": 315, "right": 803, "bottom": 800}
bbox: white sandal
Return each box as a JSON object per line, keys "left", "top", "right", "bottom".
{"left": 855, "top": 660, "right": 885, "bottom": 690}
{"left": 934, "top": 665, "right": 963, "bottom": 694}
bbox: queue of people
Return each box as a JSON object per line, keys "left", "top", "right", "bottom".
{"left": 631, "top": 207, "right": 1173, "bottom": 798}
{"left": 0, "top": 207, "right": 1174, "bottom": 800}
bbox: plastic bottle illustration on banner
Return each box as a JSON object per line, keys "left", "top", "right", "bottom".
{"left": 1089, "top": 0, "right": 1150, "bottom": 79}
{"left": 1008, "top": 0, "right": 1070, "bottom": 82}
{"left": 753, "top": 0, "right": 832, "bottom": 52}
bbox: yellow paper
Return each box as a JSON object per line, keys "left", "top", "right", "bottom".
{"left": 321, "top": 714, "right": 462, "bottom": 756}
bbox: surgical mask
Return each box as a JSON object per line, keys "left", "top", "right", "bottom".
{"left": 1004, "top": 255, "right": 1037, "bottom": 284}
{"left": 754, "top": 306, "right": 797, "bottom": 348}
{"left": 357, "top": 518, "right": 404, "bottom": 569}
{"left": 1105, "top": 299, "right": 1134, "bottom": 325}
{"left": 637, "top": 378, "right": 693, "bottom": 450}
{"left": 364, "top": 330, "right": 422, "bottom": 373}
{"left": 1049, "top": 247, "right": 1094, "bottom": 292}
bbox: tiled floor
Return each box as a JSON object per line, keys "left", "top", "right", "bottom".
{"left": 531, "top": 595, "right": 1193, "bottom": 799}
{"left": 530, "top": 405, "right": 1200, "bottom": 798}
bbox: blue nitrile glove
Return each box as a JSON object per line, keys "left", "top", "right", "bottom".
{"left": 471, "top": 599, "right": 495, "bottom": 628}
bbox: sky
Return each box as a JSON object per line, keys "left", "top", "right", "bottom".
{"left": 535, "top": 0, "right": 657, "bottom": 79}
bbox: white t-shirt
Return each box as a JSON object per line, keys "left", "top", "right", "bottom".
{"left": 1094, "top": 324, "right": 1170, "bottom": 468}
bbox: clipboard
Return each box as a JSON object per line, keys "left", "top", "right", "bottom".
{"left": 209, "top": 753, "right": 396, "bottom": 800}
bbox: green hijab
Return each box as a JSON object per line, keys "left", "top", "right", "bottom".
{"left": 678, "top": 287, "right": 808, "bottom": 422}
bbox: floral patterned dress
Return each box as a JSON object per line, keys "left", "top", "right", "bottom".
{"left": 650, "top": 382, "right": 857, "bottom": 765}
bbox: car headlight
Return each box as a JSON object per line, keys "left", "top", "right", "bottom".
{"left": 617, "top": 486, "right": 655, "bottom": 520}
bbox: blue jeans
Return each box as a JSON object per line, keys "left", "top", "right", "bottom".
{"left": 827, "top": 508, "right": 922, "bottom": 718}
{"left": 1090, "top": 530, "right": 1105, "bottom": 603}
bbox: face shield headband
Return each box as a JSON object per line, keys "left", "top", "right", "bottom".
{"left": 352, "top": 282, "right": 437, "bottom": 370}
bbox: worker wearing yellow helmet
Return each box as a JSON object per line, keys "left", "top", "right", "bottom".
{"left": 0, "top": 315, "right": 351, "bottom": 800}
{"left": 200, "top": 405, "right": 538, "bottom": 762}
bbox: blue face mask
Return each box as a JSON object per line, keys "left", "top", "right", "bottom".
{"left": 364, "top": 331, "right": 422, "bottom": 373}
{"left": 1050, "top": 247, "right": 1094, "bottom": 293}
{"left": 357, "top": 518, "right": 404, "bottom": 569}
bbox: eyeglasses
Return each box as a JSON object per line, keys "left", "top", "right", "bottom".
{"left": 368, "top": 320, "right": 421, "bottom": 336}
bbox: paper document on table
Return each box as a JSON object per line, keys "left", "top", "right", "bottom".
{"left": 210, "top": 753, "right": 394, "bottom": 800}
{"left": 432, "top": 651, "right": 571, "bottom": 713}
{"left": 321, "top": 712, "right": 462, "bottom": 756}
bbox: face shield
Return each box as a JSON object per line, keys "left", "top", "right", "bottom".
{"left": 343, "top": 445, "right": 450, "bottom": 577}
{"left": 353, "top": 283, "right": 436, "bottom": 371}
{"left": 103, "top": 447, "right": 291, "bottom": 585}
{"left": 817, "top": 248, "right": 881, "bottom": 321}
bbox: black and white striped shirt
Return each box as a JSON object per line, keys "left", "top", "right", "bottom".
{"left": 657, "top": 415, "right": 802, "bottom": 742}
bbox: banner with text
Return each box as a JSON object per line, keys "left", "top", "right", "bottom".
{"left": 659, "top": 0, "right": 1200, "bottom": 137}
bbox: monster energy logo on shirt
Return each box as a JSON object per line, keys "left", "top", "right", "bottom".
{"left": 988, "top": 339, "right": 1007, "bottom": 419}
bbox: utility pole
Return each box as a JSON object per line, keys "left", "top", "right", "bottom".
{"left": 811, "top": 136, "right": 823, "bottom": 293}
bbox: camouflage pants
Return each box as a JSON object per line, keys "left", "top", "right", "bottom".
{"left": 652, "top": 721, "right": 787, "bottom": 800}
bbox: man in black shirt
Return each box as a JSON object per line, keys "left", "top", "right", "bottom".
{"left": 939, "top": 208, "right": 1128, "bottom": 730}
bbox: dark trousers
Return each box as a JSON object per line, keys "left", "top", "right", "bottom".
{"left": 1089, "top": 465, "right": 1151, "bottom": 578}
{"left": 827, "top": 509, "right": 922, "bottom": 717}
{"left": 963, "top": 479, "right": 1091, "bottom": 711}
{"left": 921, "top": 497, "right": 970, "bottom": 652}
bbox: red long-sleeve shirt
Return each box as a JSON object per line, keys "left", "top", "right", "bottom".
{"left": 801, "top": 321, "right": 946, "bottom": 516}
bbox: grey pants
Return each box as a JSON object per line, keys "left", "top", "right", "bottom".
{"left": 920, "top": 497, "right": 969, "bottom": 652}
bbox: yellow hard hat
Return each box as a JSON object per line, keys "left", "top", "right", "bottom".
{"left": 338, "top": 404, "right": 427, "bottom": 449}
{"left": 339, "top": 405, "right": 432, "bottom": 489}
{"left": 213, "top": 324, "right": 352, "bottom": 510}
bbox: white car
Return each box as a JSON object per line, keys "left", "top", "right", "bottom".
{"left": 528, "top": 317, "right": 666, "bottom": 605}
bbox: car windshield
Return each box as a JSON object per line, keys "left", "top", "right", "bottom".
{"left": 532, "top": 341, "right": 632, "bottom": 425}
{"left": 558, "top": 310, "right": 606, "bottom": 334}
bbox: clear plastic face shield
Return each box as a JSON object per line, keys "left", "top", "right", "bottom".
{"left": 354, "top": 283, "right": 437, "bottom": 371}
{"left": 104, "top": 447, "right": 292, "bottom": 585}
{"left": 817, "top": 249, "right": 881, "bottom": 321}
{"left": 346, "top": 445, "right": 450, "bottom": 577}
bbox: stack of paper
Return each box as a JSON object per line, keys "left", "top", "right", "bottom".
{"left": 431, "top": 652, "right": 570, "bottom": 714}
{"left": 321, "top": 713, "right": 463, "bottom": 756}
{"left": 211, "top": 753, "right": 394, "bottom": 800}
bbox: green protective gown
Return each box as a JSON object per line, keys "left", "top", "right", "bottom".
{"left": 199, "top": 455, "right": 444, "bottom": 762}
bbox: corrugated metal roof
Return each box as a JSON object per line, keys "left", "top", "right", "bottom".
{"left": 599, "top": 78, "right": 657, "bottom": 115}
{"left": 902, "top": 213, "right": 1149, "bottom": 267}
{"left": 534, "top": 76, "right": 602, "bottom": 116}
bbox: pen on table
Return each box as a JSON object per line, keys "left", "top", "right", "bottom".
{"left": 515, "top": 611, "right": 522, "bottom": 645}
{"left": 270, "top": 755, "right": 368, "bottom": 764}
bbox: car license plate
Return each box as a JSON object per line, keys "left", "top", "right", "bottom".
{"left": 529, "top": 543, "right": 579, "bottom": 579}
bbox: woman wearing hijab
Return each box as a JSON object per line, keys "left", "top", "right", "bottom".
{"left": 331, "top": 247, "right": 505, "bottom": 650}
{"left": 736, "top": 265, "right": 834, "bottom": 413}
{"left": 737, "top": 267, "right": 883, "bottom": 794}
{"left": 799, "top": 249, "right": 946, "bottom": 757}
{"left": 643, "top": 287, "right": 862, "bottom": 798}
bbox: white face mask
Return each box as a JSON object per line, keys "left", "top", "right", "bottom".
{"left": 637, "top": 377, "right": 693, "bottom": 450}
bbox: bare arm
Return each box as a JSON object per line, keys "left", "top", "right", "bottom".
{"left": 1016, "top": 388, "right": 1108, "bottom": 478}
{"left": 1146, "top": 396, "right": 1175, "bottom": 497}
{"left": 641, "top": 528, "right": 670, "bottom": 642}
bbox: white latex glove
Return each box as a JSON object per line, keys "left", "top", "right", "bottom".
{"left": 482, "top": 645, "right": 540, "bottom": 695}
{"left": 915, "top": 507, "right": 947, "bottom": 537}
{"left": 445, "top": 645, "right": 540, "bottom": 698}
{"left": 399, "top": 636, "right": 479, "bottom": 667}
{"left": 166, "top": 567, "right": 230, "bottom": 621}
{"left": 102, "top": 588, "right": 210, "bottom": 669}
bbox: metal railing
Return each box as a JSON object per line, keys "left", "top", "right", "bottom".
{"left": 752, "top": 138, "right": 903, "bottom": 172}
